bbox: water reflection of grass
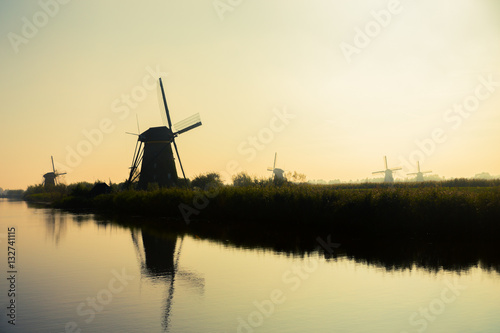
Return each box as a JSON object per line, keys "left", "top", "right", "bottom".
{"left": 54, "top": 181, "right": 500, "bottom": 241}
{"left": 105, "top": 216, "right": 500, "bottom": 274}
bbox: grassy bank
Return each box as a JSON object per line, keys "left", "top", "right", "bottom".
{"left": 52, "top": 181, "right": 500, "bottom": 241}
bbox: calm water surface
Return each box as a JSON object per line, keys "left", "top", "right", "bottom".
{"left": 1, "top": 198, "right": 499, "bottom": 332}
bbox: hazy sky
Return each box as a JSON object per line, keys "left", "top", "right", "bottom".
{"left": 1, "top": 0, "right": 500, "bottom": 189}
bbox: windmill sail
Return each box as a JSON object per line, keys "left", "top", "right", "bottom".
{"left": 174, "top": 113, "right": 202, "bottom": 135}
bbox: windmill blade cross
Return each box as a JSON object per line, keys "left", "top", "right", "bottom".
{"left": 172, "top": 139, "right": 186, "bottom": 180}
{"left": 130, "top": 140, "right": 139, "bottom": 169}
{"left": 159, "top": 78, "right": 173, "bottom": 129}
{"left": 175, "top": 122, "right": 202, "bottom": 135}
{"left": 131, "top": 149, "right": 145, "bottom": 183}
{"left": 175, "top": 270, "right": 205, "bottom": 292}
{"left": 162, "top": 236, "right": 185, "bottom": 331}
{"left": 127, "top": 141, "right": 143, "bottom": 184}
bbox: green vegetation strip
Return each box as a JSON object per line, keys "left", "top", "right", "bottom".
{"left": 39, "top": 183, "right": 499, "bottom": 241}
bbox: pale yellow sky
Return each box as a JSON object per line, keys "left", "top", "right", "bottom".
{"left": 1, "top": 0, "right": 499, "bottom": 189}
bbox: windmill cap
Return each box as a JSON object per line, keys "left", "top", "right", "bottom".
{"left": 139, "top": 126, "right": 174, "bottom": 142}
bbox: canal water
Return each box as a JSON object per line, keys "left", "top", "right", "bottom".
{"left": 1, "top": 198, "right": 499, "bottom": 332}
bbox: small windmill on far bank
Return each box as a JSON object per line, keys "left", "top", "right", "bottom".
{"left": 267, "top": 152, "right": 285, "bottom": 181}
{"left": 372, "top": 156, "right": 401, "bottom": 183}
{"left": 407, "top": 161, "right": 432, "bottom": 182}
{"left": 43, "top": 156, "right": 66, "bottom": 188}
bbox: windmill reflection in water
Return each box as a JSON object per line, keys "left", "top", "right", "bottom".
{"left": 130, "top": 229, "right": 204, "bottom": 331}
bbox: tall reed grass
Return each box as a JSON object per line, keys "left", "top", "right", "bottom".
{"left": 53, "top": 181, "right": 500, "bottom": 240}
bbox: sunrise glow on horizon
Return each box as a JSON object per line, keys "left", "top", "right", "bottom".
{"left": 1, "top": 0, "right": 500, "bottom": 190}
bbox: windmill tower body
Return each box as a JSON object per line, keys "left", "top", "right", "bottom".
{"left": 274, "top": 168, "right": 285, "bottom": 180}
{"left": 137, "top": 127, "right": 178, "bottom": 189}
{"left": 141, "top": 231, "right": 177, "bottom": 276}
{"left": 383, "top": 169, "right": 395, "bottom": 183}
{"left": 43, "top": 172, "right": 57, "bottom": 188}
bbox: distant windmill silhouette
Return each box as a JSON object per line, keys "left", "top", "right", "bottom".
{"left": 126, "top": 78, "right": 202, "bottom": 189}
{"left": 407, "top": 161, "right": 432, "bottom": 182}
{"left": 267, "top": 153, "right": 285, "bottom": 180}
{"left": 43, "top": 156, "right": 66, "bottom": 189}
{"left": 372, "top": 156, "right": 401, "bottom": 183}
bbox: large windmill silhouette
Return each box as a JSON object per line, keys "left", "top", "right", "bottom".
{"left": 372, "top": 156, "right": 401, "bottom": 183}
{"left": 43, "top": 156, "right": 66, "bottom": 189}
{"left": 407, "top": 161, "right": 432, "bottom": 182}
{"left": 126, "top": 78, "right": 202, "bottom": 189}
